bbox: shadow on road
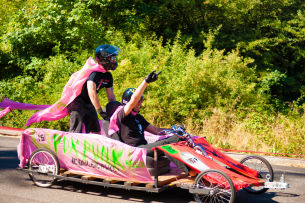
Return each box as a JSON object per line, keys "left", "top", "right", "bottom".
{"left": 236, "top": 190, "right": 299, "bottom": 203}
{"left": 23, "top": 178, "right": 296, "bottom": 203}
{"left": 0, "top": 149, "right": 19, "bottom": 170}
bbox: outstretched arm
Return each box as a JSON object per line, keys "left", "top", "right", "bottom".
{"left": 123, "top": 80, "right": 148, "bottom": 116}
{"left": 145, "top": 124, "right": 169, "bottom": 135}
{"left": 123, "top": 70, "right": 161, "bottom": 116}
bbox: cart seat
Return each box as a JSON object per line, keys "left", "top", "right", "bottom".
{"left": 146, "top": 156, "right": 170, "bottom": 176}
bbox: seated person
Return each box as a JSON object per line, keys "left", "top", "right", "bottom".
{"left": 108, "top": 70, "right": 193, "bottom": 175}
{"left": 101, "top": 100, "right": 122, "bottom": 140}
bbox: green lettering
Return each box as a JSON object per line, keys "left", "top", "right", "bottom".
{"left": 53, "top": 134, "right": 62, "bottom": 154}
{"left": 101, "top": 145, "right": 110, "bottom": 164}
{"left": 71, "top": 137, "right": 79, "bottom": 157}
{"left": 112, "top": 149, "right": 124, "bottom": 169}
{"left": 125, "top": 160, "right": 131, "bottom": 168}
{"left": 92, "top": 143, "right": 101, "bottom": 161}
{"left": 63, "top": 136, "right": 69, "bottom": 154}
{"left": 83, "top": 140, "right": 91, "bottom": 160}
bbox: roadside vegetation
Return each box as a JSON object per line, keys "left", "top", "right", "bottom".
{"left": 1, "top": 0, "right": 304, "bottom": 156}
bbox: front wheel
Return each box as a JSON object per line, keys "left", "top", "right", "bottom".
{"left": 193, "top": 169, "right": 235, "bottom": 203}
{"left": 240, "top": 155, "right": 274, "bottom": 194}
{"left": 28, "top": 148, "right": 59, "bottom": 187}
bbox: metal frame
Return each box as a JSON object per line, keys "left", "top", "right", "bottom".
{"left": 17, "top": 168, "right": 170, "bottom": 193}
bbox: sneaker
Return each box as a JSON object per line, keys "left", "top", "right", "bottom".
{"left": 188, "top": 169, "right": 197, "bottom": 177}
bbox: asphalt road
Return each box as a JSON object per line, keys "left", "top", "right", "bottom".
{"left": 1, "top": 135, "right": 304, "bottom": 203}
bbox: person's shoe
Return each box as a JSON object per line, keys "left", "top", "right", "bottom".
{"left": 188, "top": 169, "right": 197, "bottom": 177}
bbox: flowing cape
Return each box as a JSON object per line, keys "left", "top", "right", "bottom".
{"left": 26, "top": 57, "right": 106, "bottom": 126}
{"left": 0, "top": 107, "right": 11, "bottom": 118}
{"left": 0, "top": 97, "right": 50, "bottom": 110}
{"left": 108, "top": 105, "right": 124, "bottom": 136}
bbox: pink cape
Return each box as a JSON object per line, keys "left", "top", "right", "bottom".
{"left": 0, "top": 107, "right": 11, "bottom": 118}
{"left": 0, "top": 97, "right": 50, "bottom": 110}
{"left": 26, "top": 57, "right": 106, "bottom": 126}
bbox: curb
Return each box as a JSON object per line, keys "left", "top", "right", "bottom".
{"left": 1, "top": 128, "right": 305, "bottom": 168}
{"left": 0, "top": 127, "right": 24, "bottom": 136}
{"left": 224, "top": 152, "right": 305, "bottom": 168}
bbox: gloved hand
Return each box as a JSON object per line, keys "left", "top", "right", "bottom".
{"left": 145, "top": 70, "right": 161, "bottom": 83}
{"left": 97, "top": 108, "right": 109, "bottom": 120}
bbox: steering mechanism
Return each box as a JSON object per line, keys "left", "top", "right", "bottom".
{"left": 162, "top": 125, "right": 211, "bottom": 159}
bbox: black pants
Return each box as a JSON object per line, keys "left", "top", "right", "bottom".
{"left": 138, "top": 136, "right": 189, "bottom": 174}
{"left": 67, "top": 98, "right": 100, "bottom": 133}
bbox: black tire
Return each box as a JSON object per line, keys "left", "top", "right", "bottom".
{"left": 239, "top": 155, "right": 274, "bottom": 194}
{"left": 28, "top": 148, "right": 60, "bottom": 188}
{"left": 193, "top": 169, "right": 236, "bottom": 203}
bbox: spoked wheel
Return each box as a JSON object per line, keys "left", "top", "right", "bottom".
{"left": 193, "top": 169, "right": 235, "bottom": 203}
{"left": 28, "top": 148, "right": 59, "bottom": 187}
{"left": 240, "top": 155, "right": 274, "bottom": 194}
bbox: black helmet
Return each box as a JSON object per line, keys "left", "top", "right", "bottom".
{"left": 95, "top": 44, "right": 121, "bottom": 70}
{"left": 122, "top": 88, "right": 144, "bottom": 105}
{"left": 122, "top": 88, "right": 136, "bottom": 104}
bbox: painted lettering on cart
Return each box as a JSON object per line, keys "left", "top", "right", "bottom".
{"left": 52, "top": 134, "right": 125, "bottom": 170}
{"left": 31, "top": 132, "right": 51, "bottom": 149}
{"left": 125, "top": 152, "right": 145, "bottom": 169}
{"left": 71, "top": 157, "right": 116, "bottom": 173}
{"left": 84, "top": 140, "right": 124, "bottom": 170}
{"left": 31, "top": 132, "right": 146, "bottom": 171}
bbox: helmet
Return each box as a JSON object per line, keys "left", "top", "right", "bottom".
{"left": 122, "top": 88, "right": 136, "bottom": 104}
{"left": 95, "top": 44, "right": 121, "bottom": 70}
{"left": 122, "top": 88, "right": 144, "bottom": 105}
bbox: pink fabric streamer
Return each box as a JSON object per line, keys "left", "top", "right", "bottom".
{"left": 17, "top": 128, "right": 153, "bottom": 183}
{"left": 108, "top": 105, "right": 124, "bottom": 136}
{"left": 0, "top": 98, "right": 50, "bottom": 110}
{"left": 26, "top": 57, "right": 106, "bottom": 126}
{"left": 0, "top": 107, "right": 12, "bottom": 118}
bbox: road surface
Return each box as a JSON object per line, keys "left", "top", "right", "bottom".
{"left": 1, "top": 135, "right": 304, "bottom": 203}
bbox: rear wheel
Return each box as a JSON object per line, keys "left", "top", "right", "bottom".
{"left": 193, "top": 169, "right": 235, "bottom": 203}
{"left": 240, "top": 155, "right": 274, "bottom": 194}
{"left": 28, "top": 148, "right": 59, "bottom": 187}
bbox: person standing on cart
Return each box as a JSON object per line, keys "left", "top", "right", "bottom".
{"left": 26, "top": 45, "right": 121, "bottom": 130}
{"left": 108, "top": 71, "right": 193, "bottom": 175}
{"left": 67, "top": 45, "right": 120, "bottom": 134}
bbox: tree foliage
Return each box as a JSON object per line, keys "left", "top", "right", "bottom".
{"left": 1, "top": 0, "right": 305, "bottom": 154}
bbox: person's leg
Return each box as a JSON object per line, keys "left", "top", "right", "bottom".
{"left": 68, "top": 103, "right": 84, "bottom": 133}
{"left": 139, "top": 135, "right": 180, "bottom": 157}
{"left": 84, "top": 105, "right": 101, "bottom": 134}
{"left": 138, "top": 135, "right": 190, "bottom": 174}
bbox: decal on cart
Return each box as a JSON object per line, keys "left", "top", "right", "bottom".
{"left": 180, "top": 152, "right": 209, "bottom": 171}
{"left": 161, "top": 145, "right": 179, "bottom": 154}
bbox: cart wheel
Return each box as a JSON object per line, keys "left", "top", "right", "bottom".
{"left": 193, "top": 169, "right": 235, "bottom": 203}
{"left": 240, "top": 155, "right": 274, "bottom": 194}
{"left": 28, "top": 148, "right": 59, "bottom": 188}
